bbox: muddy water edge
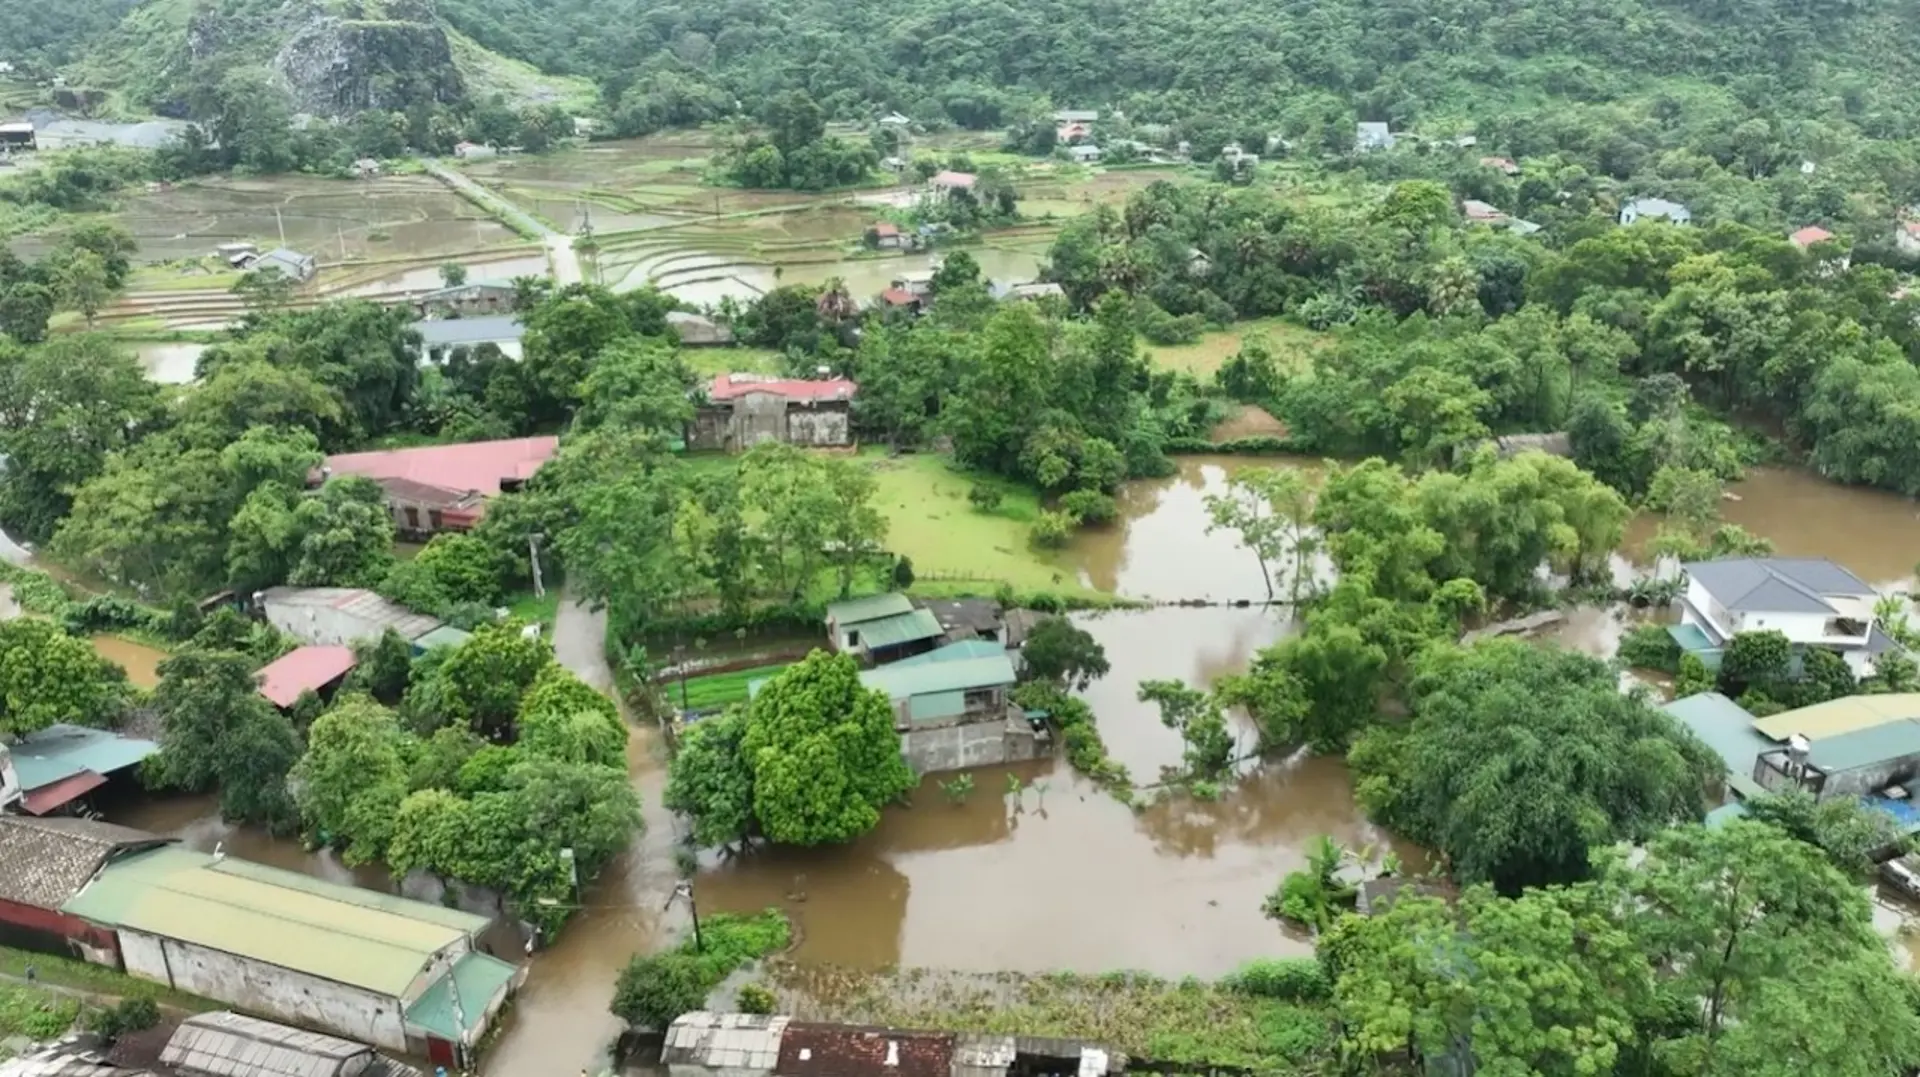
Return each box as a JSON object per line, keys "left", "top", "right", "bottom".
{"left": 81, "top": 457, "right": 1920, "bottom": 1068}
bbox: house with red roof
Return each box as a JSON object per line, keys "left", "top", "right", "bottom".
{"left": 929, "top": 171, "right": 977, "bottom": 198}
{"left": 320, "top": 436, "right": 558, "bottom": 535}
{"left": 690, "top": 374, "right": 858, "bottom": 451}
{"left": 256, "top": 645, "right": 358, "bottom": 710}
{"left": 1790, "top": 225, "right": 1850, "bottom": 272}
{"left": 868, "top": 222, "right": 905, "bottom": 250}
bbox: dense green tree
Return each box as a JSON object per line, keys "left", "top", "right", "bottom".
{"left": 1019, "top": 617, "right": 1110, "bottom": 690}
{"left": 292, "top": 696, "right": 413, "bottom": 864}
{"left": 430, "top": 623, "right": 553, "bottom": 738}
{"left": 147, "top": 651, "right": 301, "bottom": 829}
{"left": 0, "top": 619, "right": 129, "bottom": 736}
{"left": 0, "top": 335, "right": 162, "bottom": 543}
{"left": 515, "top": 664, "right": 627, "bottom": 767}
{"left": 663, "top": 708, "right": 756, "bottom": 848}
{"left": 737, "top": 651, "right": 913, "bottom": 845}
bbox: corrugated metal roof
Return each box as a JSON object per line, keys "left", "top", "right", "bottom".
{"left": 1662, "top": 693, "right": 1768, "bottom": 785}
{"left": 0, "top": 816, "right": 168, "bottom": 910}
{"left": 323, "top": 437, "right": 557, "bottom": 499}
{"left": 906, "top": 690, "right": 969, "bottom": 723}
{"left": 411, "top": 625, "right": 473, "bottom": 651}
{"left": 410, "top": 316, "right": 524, "bottom": 347}
{"left": 161, "top": 1011, "right": 387, "bottom": 1077}
{"left": 260, "top": 588, "right": 443, "bottom": 643}
{"left": 7, "top": 723, "right": 159, "bottom": 791}
{"left": 255, "top": 646, "right": 357, "bottom": 708}
{"left": 826, "top": 593, "right": 913, "bottom": 626}
{"left": 860, "top": 654, "right": 1016, "bottom": 700}
{"left": 403, "top": 951, "right": 518, "bottom": 1041}
{"left": 849, "top": 609, "right": 943, "bottom": 650}
{"left": 1751, "top": 692, "right": 1920, "bottom": 741}
{"left": 664, "top": 1012, "right": 788, "bottom": 1070}
{"left": 778, "top": 1022, "right": 954, "bottom": 1077}
{"left": 65, "top": 849, "right": 488, "bottom": 997}
{"left": 889, "top": 640, "right": 1008, "bottom": 667}
{"left": 1808, "top": 718, "right": 1920, "bottom": 773}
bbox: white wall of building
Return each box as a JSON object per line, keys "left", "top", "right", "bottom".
{"left": 1734, "top": 609, "right": 1829, "bottom": 641}
{"left": 119, "top": 929, "right": 409, "bottom": 1050}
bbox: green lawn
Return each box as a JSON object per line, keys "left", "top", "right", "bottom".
{"left": 684, "top": 347, "right": 785, "bottom": 377}
{"left": 507, "top": 588, "right": 561, "bottom": 633}
{"left": 0, "top": 982, "right": 79, "bottom": 1042}
{"left": 0, "top": 946, "right": 218, "bottom": 1014}
{"left": 863, "top": 452, "right": 1096, "bottom": 595}
{"left": 672, "top": 662, "right": 794, "bottom": 711}
{"left": 1148, "top": 317, "right": 1333, "bottom": 379}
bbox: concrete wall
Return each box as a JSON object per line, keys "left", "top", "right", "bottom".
{"left": 787, "top": 405, "right": 850, "bottom": 447}
{"left": 1825, "top": 753, "right": 1920, "bottom": 799}
{"left": 734, "top": 393, "right": 788, "bottom": 447}
{"left": 1734, "top": 609, "right": 1828, "bottom": 642}
{"left": 121, "top": 930, "right": 410, "bottom": 1050}
{"left": 0, "top": 899, "right": 118, "bottom": 963}
{"left": 901, "top": 713, "right": 1044, "bottom": 774}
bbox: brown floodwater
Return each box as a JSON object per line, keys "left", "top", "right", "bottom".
{"left": 89, "top": 635, "right": 167, "bottom": 689}
{"left": 690, "top": 607, "right": 1416, "bottom": 978}
{"left": 130, "top": 342, "right": 205, "bottom": 384}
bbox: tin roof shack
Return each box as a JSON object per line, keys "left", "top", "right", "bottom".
{"left": 1752, "top": 710, "right": 1920, "bottom": 802}
{"left": 408, "top": 283, "right": 517, "bottom": 320}
{"left": 780, "top": 1023, "right": 954, "bottom": 1077}
{"left": 691, "top": 375, "right": 857, "bottom": 451}
{"left": 3, "top": 724, "right": 159, "bottom": 816}
{"left": 409, "top": 315, "right": 526, "bottom": 365}
{"left": 259, "top": 588, "right": 442, "bottom": 649}
{"left": 320, "top": 436, "right": 558, "bottom": 535}
{"left": 663, "top": 1011, "right": 789, "bottom": 1077}
{"left": 1663, "top": 692, "right": 1770, "bottom": 801}
{"left": 255, "top": 646, "right": 357, "bottom": 710}
{"left": 246, "top": 249, "right": 317, "bottom": 284}
{"left": 858, "top": 645, "right": 1043, "bottom": 774}
{"left": 62, "top": 848, "right": 519, "bottom": 1065}
{"left": 824, "top": 594, "right": 943, "bottom": 665}
{"left": 0, "top": 817, "right": 169, "bottom": 964}
{"left": 913, "top": 597, "right": 1006, "bottom": 644}
{"left": 160, "top": 1011, "right": 424, "bottom": 1077}
{"left": 667, "top": 311, "right": 736, "bottom": 347}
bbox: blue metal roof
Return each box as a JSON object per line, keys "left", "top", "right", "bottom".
{"left": 8, "top": 724, "right": 158, "bottom": 790}
{"left": 888, "top": 639, "right": 1007, "bottom": 667}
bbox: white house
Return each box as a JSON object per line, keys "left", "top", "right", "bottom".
{"left": 1620, "top": 197, "right": 1692, "bottom": 226}
{"left": 1355, "top": 122, "right": 1394, "bottom": 152}
{"left": 410, "top": 314, "right": 525, "bottom": 364}
{"left": 1675, "top": 557, "right": 1902, "bottom": 677}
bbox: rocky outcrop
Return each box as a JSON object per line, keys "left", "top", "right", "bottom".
{"left": 272, "top": 0, "right": 466, "bottom": 118}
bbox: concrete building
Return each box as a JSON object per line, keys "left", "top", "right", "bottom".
{"left": 859, "top": 642, "right": 1045, "bottom": 774}
{"left": 255, "top": 645, "right": 358, "bottom": 710}
{"left": 0, "top": 817, "right": 169, "bottom": 963}
{"left": 1619, "top": 197, "right": 1692, "bottom": 226}
{"left": 1666, "top": 689, "right": 1920, "bottom": 822}
{"left": 409, "top": 315, "right": 525, "bottom": 364}
{"left": 1752, "top": 716, "right": 1920, "bottom": 801}
{"left": 0, "top": 122, "right": 37, "bottom": 150}
{"left": 1, "top": 724, "right": 159, "bottom": 815}
{"left": 258, "top": 588, "right": 442, "bottom": 649}
{"left": 408, "top": 282, "right": 517, "bottom": 319}
{"left": 246, "top": 249, "right": 317, "bottom": 284}
{"left": 62, "top": 847, "right": 519, "bottom": 1065}
{"left": 159, "top": 1011, "right": 423, "bottom": 1077}
{"left": 667, "top": 311, "right": 735, "bottom": 346}
{"left": 1663, "top": 691, "right": 1772, "bottom": 802}
{"left": 689, "top": 374, "right": 857, "bottom": 451}
{"left": 1670, "top": 557, "right": 1901, "bottom": 677}
{"left": 824, "top": 594, "right": 943, "bottom": 664}
{"left": 320, "top": 436, "right": 559, "bottom": 535}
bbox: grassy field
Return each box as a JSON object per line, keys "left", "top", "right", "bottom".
{"left": 1147, "top": 317, "right": 1333, "bottom": 378}
{"left": 0, "top": 982, "right": 79, "bottom": 1043}
{"left": 863, "top": 453, "right": 1095, "bottom": 595}
{"left": 684, "top": 347, "right": 785, "bottom": 377}
{"left": 507, "top": 588, "right": 561, "bottom": 634}
{"left": 674, "top": 662, "right": 794, "bottom": 711}
{"left": 0, "top": 946, "right": 217, "bottom": 1014}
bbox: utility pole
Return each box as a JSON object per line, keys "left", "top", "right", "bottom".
{"left": 669, "top": 880, "right": 704, "bottom": 952}
{"left": 528, "top": 532, "right": 545, "bottom": 597}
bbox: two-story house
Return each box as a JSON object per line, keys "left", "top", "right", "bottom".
{"left": 1673, "top": 557, "right": 1902, "bottom": 677}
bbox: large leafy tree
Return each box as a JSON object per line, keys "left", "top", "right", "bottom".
{"left": 291, "top": 696, "right": 413, "bottom": 864}
{"left": 1350, "top": 640, "right": 1717, "bottom": 892}
{"left": 738, "top": 651, "right": 913, "bottom": 845}
{"left": 0, "top": 336, "right": 162, "bottom": 543}
{"left": 429, "top": 622, "right": 553, "bottom": 738}
{"left": 147, "top": 651, "right": 301, "bottom": 830}
{"left": 0, "top": 619, "right": 129, "bottom": 736}
{"left": 1019, "top": 617, "right": 1110, "bottom": 690}
{"left": 515, "top": 664, "right": 628, "bottom": 768}
{"left": 663, "top": 708, "right": 756, "bottom": 849}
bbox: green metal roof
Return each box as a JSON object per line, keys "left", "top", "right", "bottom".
{"left": 847, "top": 608, "right": 943, "bottom": 650}
{"left": 1808, "top": 718, "right": 1920, "bottom": 773}
{"left": 1663, "top": 693, "right": 1767, "bottom": 786}
{"left": 64, "top": 846, "right": 490, "bottom": 997}
{"left": 8, "top": 724, "right": 159, "bottom": 790}
{"left": 907, "top": 690, "right": 969, "bottom": 723}
{"left": 1705, "top": 802, "right": 1750, "bottom": 828}
{"left": 890, "top": 639, "right": 1007, "bottom": 667}
{"left": 860, "top": 653, "right": 1016, "bottom": 701}
{"left": 825, "top": 593, "right": 913, "bottom": 626}
{"left": 1666, "top": 624, "right": 1725, "bottom": 670}
{"left": 412, "top": 625, "right": 473, "bottom": 651}
{"left": 405, "top": 951, "right": 518, "bottom": 1041}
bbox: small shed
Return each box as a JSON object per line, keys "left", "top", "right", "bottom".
{"left": 1355, "top": 121, "right": 1394, "bottom": 152}
{"left": 247, "top": 248, "right": 316, "bottom": 283}
{"left": 5, "top": 724, "right": 159, "bottom": 815}
{"left": 255, "top": 645, "right": 358, "bottom": 709}
{"left": 259, "top": 588, "right": 443, "bottom": 648}
{"left": 161, "top": 1011, "right": 423, "bottom": 1077}
{"left": 666, "top": 311, "right": 735, "bottom": 346}
{"left": 0, "top": 122, "right": 37, "bottom": 150}
{"left": 825, "top": 594, "right": 943, "bottom": 663}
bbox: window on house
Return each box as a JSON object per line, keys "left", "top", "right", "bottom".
{"left": 428, "top": 509, "right": 445, "bottom": 530}
{"left": 1825, "top": 617, "right": 1867, "bottom": 637}
{"left": 964, "top": 688, "right": 996, "bottom": 711}
{"left": 404, "top": 507, "right": 421, "bottom": 531}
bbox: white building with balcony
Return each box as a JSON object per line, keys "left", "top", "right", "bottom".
{"left": 1672, "top": 557, "right": 1902, "bottom": 678}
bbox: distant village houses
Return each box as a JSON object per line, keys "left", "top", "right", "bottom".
{"left": 409, "top": 314, "right": 526, "bottom": 364}
{"left": 1619, "top": 197, "right": 1692, "bottom": 226}
{"left": 244, "top": 248, "right": 317, "bottom": 283}
{"left": 1355, "top": 122, "right": 1394, "bottom": 152}
{"left": 409, "top": 281, "right": 518, "bottom": 319}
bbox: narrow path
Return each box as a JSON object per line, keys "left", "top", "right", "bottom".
{"left": 481, "top": 587, "right": 685, "bottom": 1077}
{"left": 423, "top": 160, "right": 585, "bottom": 287}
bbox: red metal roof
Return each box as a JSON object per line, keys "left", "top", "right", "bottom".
{"left": 321, "top": 436, "right": 558, "bottom": 498}
{"left": 256, "top": 645, "right": 358, "bottom": 708}
{"left": 879, "top": 287, "right": 918, "bottom": 307}
{"left": 872, "top": 222, "right": 901, "bottom": 237}
{"left": 708, "top": 373, "right": 857, "bottom": 402}
{"left": 930, "top": 170, "right": 976, "bottom": 189}
{"left": 777, "top": 1023, "right": 954, "bottom": 1077}
{"left": 21, "top": 772, "right": 107, "bottom": 815}
{"left": 1790, "top": 225, "right": 1835, "bottom": 247}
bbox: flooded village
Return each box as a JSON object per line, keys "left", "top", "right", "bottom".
{"left": 2, "top": 118, "right": 1920, "bottom": 1077}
